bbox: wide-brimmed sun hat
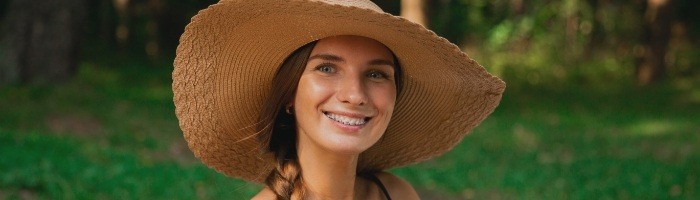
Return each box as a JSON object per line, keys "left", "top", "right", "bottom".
{"left": 173, "top": 0, "right": 505, "bottom": 183}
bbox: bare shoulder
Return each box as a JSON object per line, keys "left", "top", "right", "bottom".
{"left": 251, "top": 187, "right": 276, "bottom": 200}
{"left": 374, "top": 172, "right": 420, "bottom": 200}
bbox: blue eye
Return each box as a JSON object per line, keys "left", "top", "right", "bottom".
{"left": 316, "top": 64, "right": 335, "bottom": 73}
{"left": 367, "top": 71, "right": 388, "bottom": 79}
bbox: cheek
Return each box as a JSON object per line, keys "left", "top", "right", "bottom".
{"left": 295, "top": 76, "right": 334, "bottom": 112}
{"left": 368, "top": 84, "right": 397, "bottom": 114}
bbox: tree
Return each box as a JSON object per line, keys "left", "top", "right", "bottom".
{"left": 636, "top": 0, "right": 676, "bottom": 85}
{"left": 401, "top": 0, "right": 427, "bottom": 27}
{"left": 0, "top": 0, "right": 87, "bottom": 85}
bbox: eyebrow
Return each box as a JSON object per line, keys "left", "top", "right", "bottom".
{"left": 308, "top": 53, "right": 395, "bottom": 67}
{"left": 308, "top": 54, "right": 344, "bottom": 63}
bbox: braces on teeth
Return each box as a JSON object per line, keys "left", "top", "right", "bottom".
{"left": 325, "top": 113, "right": 367, "bottom": 126}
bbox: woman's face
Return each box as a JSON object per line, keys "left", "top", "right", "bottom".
{"left": 293, "top": 35, "right": 397, "bottom": 155}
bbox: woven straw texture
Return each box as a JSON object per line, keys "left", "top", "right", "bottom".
{"left": 173, "top": 0, "right": 505, "bottom": 183}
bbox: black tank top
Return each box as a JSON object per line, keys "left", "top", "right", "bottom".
{"left": 361, "top": 173, "right": 392, "bottom": 200}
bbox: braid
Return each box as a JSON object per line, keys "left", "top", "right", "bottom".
{"left": 257, "top": 41, "right": 317, "bottom": 200}
{"left": 265, "top": 127, "right": 306, "bottom": 199}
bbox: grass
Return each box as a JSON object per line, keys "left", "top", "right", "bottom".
{"left": 0, "top": 57, "right": 698, "bottom": 199}
{"left": 394, "top": 84, "right": 699, "bottom": 199}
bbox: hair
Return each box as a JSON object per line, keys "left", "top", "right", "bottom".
{"left": 257, "top": 39, "right": 403, "bottom": 200}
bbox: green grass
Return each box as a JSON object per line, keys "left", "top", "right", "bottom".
{"left": 1, "top": 58, "right": 698, "bottom": 199}
{"left": 394, "top": 85, "right": 700, "bottom": 199}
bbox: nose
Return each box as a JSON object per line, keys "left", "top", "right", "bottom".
{"left": 336, "top": 75, "right": 368, "bottom": 106}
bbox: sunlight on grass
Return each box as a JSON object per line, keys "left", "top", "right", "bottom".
{"left": 671, "top": 74, "right": 700, "bottom": 104}
{"left": 625, "top": 120, "right": 689, "bottom": 136}
{"left": 691, "top": 90, "right": 700, "bottom": 104}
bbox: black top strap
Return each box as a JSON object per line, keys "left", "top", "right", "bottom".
{"left": 362, "top": 173, "right": 392, "bottom": 200}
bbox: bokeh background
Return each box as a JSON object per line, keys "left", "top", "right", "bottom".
{"left": 1, "top": 0, "right": 699, "bottom": 199}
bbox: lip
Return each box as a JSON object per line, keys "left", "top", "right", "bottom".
{"left": 322, "top": 110, "right": 372, "bottom": 133}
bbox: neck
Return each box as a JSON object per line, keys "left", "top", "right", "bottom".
{"left": 297, "top": 139, "right": 360, "bottom": 200}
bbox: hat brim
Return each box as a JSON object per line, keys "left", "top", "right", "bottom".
{"left": 173, "top": 0, "right": 505, "bottom": 183}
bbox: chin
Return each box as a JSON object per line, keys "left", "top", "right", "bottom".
{"left": 314, "top": 133, "right": 380, "bottom": 155}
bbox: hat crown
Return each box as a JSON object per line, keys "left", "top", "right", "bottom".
{"left": 310, "top": 0, "right": 383, "bottom": 12}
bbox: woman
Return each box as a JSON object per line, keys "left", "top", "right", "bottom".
{"left": 173, "top": 0, "right": 505, "bottom": 199}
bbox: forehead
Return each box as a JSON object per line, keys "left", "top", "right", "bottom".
{"left": 310, "top": 35, "right": 394, "bottom": 61}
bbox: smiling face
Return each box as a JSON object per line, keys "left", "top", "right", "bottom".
{"left": 293, "top": 35, "right": 398, "bottom": 155}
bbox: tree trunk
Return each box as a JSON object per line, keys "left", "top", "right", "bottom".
{"left": 584, "top": 0, "right": 608, "bottom": 59}
{"left": 636, "top": 0, "right": 675, "bottom": 85}
{"left": 0, "top": 0, "right": 86, "bottom": 85}
{"left": 510, "top": 0, "right": 524, "bottom": 16}
{"left": 401, "top": 0, "right": 427, "bottom": 27}
{"left": 113, "top": 0, "right": 130, "bottom": 51}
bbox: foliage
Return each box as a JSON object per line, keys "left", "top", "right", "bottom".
{"left": 2, "top": 0, "right": 698, "bottom": 85}
{"left": 428, "top": 0, "right": 698, "bottom": 88}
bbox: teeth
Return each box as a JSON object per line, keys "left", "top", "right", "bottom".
{"left": 325, "top": 112, "right": 367, "bottom": 126}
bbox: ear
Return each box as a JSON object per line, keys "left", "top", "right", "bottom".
{"left": 285, "top": 100, "right": 295, "bottom": 115}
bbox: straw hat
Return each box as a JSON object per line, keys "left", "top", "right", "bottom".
{"left": 173, "top": 0, "right": 505, "bottom": 183}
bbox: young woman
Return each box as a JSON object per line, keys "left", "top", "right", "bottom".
{"left": 173, "top": 0, "right": 505, "bottom": 199}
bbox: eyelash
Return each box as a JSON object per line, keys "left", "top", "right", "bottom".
{"left": 314, "top": 64, "right": 392, "bottom": 80}
{"left": 367, "top": 70, "right": 390, "bottom": 80}
{"left": 314, "top": 63, "right": 335, "bottom": 73}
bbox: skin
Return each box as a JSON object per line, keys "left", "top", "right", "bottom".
{"left": 253, "top": 36, "right": 419, "bottom": 200}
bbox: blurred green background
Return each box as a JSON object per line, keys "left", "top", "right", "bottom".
{"left": 1, "top": 0, "right": 698, "bottom": 199}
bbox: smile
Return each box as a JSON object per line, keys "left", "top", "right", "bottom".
{"left": 323, "top": 112, "right": 370, "bottom": 126}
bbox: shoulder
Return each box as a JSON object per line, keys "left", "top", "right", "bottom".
{"left": 251, "top": 187, "right": 276, "bottom": 200}
{"left": 374, "top": 172, "right": 420, "bottom": 200}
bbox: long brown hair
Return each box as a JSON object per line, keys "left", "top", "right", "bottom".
{"left": 256, "top": 41, "right": 316, "bottom": 199}
{"left": 257, "top": 40, "right": 403, "bottom": 200}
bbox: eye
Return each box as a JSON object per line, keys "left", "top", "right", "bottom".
{"left": 367, "top": 71, "right": 389, "bottom": 80}
{"left": 315, "top": 64, "right": 335, "bottom": 73}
